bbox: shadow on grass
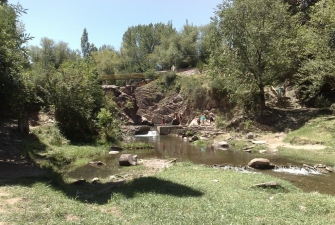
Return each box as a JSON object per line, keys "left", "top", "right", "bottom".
{"left": 113, "top": 176, "right": 203, "bottom": 198}
{"left": 257, "top": 108, "right": 333, "bottom": 132}
{"left": 0, "top": 133, "right": 203, "bottom": 205}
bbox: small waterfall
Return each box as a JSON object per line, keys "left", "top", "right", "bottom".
{"left": 273, "top": 166, "right": 322, "bottom": 175}
{"left": 134, "top": 130, "right": 158, "bottom": 137}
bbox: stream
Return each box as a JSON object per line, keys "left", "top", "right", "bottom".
{"left": 67, "top": 130, "right": 335, "bottom": 196}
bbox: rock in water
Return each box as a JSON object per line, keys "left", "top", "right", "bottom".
{"left": 248, "top": 158, "right": 275, "bottom": 169}
{"left": 119, "top": 154, "right": 137, "bottom": 166}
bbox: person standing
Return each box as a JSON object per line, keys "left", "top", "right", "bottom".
{"left": 162, "top": 117, "right": 166, "bottom": 125}
{"left": 200, "top": 114, "right": 206, "bottom": 125}
{"left": 209, "top": 112, "right": 215, "bottom": 125}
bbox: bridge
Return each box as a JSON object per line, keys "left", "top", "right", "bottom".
{"left": 99, "top": 73, "right": 145, "bottom": 81}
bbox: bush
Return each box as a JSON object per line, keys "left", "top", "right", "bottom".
{"left": 97, "top": 108, "right": 122, "bottom": 143}
{"left": 32, "top": 124, "right": 68, "bottom": 146}
{"left": 215, "top": 115, "right": 225, "bottom": 129}
{"left": 144, "top": 69, "right": 158, "bottom": 80}
{"left": 51, "top": 59, "right": 104, "bottom": 142}
{"left": 163, "top": 71, "right": 177, "bottom": 86}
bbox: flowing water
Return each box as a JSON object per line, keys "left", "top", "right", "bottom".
{"left": 68, "top": 130, "right": 335, "bottom": 195}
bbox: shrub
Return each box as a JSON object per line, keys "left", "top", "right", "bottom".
{"left": 97, "top": 108, "right": 122, "bottom": 143}
{"left": 144, "top": 69, "right": 158, "bottom": 80}
{"left": 163, "top": 71, "right": 177, "bottom": 86}
{"left": 50, "top": 59, "right": 104, "bottom": 142}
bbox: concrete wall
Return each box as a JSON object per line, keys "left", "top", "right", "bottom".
{"left": 156, "top": 125, "right": 180, "bottom": 135}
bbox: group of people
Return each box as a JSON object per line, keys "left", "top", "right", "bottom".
{"left": 162, "top": 112, "right": 183, "bottom": 125}
{"left": 197, "top": 112, "right": 215, "bottom": 125}
{"left": 161, "top": 111, "right": 215, "bottom": 126}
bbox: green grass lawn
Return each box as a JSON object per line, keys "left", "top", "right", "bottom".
{"left": 280, "top": 115, "right": 335, "bottom": 165}
{"left": 1, "top": 162, "right": 335, "bottom": 224}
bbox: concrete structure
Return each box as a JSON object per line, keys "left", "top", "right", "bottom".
{"left": 156, "top": 125, "right": 181, "bottom": 135}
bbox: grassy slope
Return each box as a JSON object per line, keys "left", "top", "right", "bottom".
{"left": 281, "top": 115, "right": 335, "bottom": 165}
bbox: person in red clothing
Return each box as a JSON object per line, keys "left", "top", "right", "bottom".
{"left": 162, "top": 117, "right": 166, "bottom": 125}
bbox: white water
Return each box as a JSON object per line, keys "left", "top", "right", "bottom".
{"left": 273, "top": 166, "right": 322, "bottom": 175}
{"left": 134, "top": 130, "right": 158, "bottom": 137}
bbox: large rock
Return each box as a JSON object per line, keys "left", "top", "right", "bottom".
{"left": 212, "top": 141, "right": 229, "bottom": 148}
{"left": 248, "top": 158, "right": 275, "bottom": 169}
{"left": 119, "top": 154, "right": 137, "bottom": 166}
{"left": 103, "top": 85, "right": 140, "bottom": 124}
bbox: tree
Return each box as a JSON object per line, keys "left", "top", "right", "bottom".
{"left": 92, "top": 48, "right": 121, "bottom": 76}
{"left": 0, "top": 3, "right": 32, "bottom": 121}
{"left": 209, "top": 0, "right": 300, "bottom": 112}
{"left": 296, "top": 0, "right": 335, "bottom": 106}
{"left": 28, "top": 38, "right": 77, "bottom": 69}
{"left": 120, "top": 22, "right": 178, "bottom": 72}
{"left": 80, "top": 28, "right": 97, "bottom": 58}
{"left": 178, "top": 20, "right": 200, "bottom": 68}
{"left": 0, "top": 0, "right": 8, "bottom": 6}
{"left": 49, "top": 59, "right": 104, "bottom": 141}
{"left": 81, "top": 28, "right": 90, "bottom": 57}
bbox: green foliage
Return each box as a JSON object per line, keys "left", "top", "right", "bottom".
{"left": 295, "top": 0, "right": 335, "bottom": 106}
{"left": 91, "top": 48, "right": 120, "bottom": 75}
{"left": 32, "top": 124, "right": 68, "bottom": 146}
{"left": 80, "top": 28, "right": 97, "bottom": 57}
{"left": 179, "top": 76, "right": 208, "bottom": 110}
{"left": 144, "top": 69, "right": 158, "bottom": 80}
{"left": 178, "top": 20, "right": 200, "bottom": 68}
{"left": 47, "top": 59, "right": 104, "bottom": 142}
{"left": 28, "top": 38, "right": 78, "bottom": 69}
{"left": 214, "top": 115, "right": 225, "bottom": 129}
{"left": 96, "top": 107, "right": 122, "bottom": 143}
{"left": 163, "top": 71, "right": 177, "bottom": 86}
{"left": 124, "top": 100, "right": 134, "bottom": 109}
{"left": 121, "top": 23, "right": 176, "bottom": 72}
{"left": 209, "top": 0, "right": 301, "bottom": 112}
{"left": 0, "top": 3, "right": 32, "bottom": 116}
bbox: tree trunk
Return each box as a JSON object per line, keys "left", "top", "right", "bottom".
{"left": 119, "top": 154, "right": 137, "bottom": 166}
{"left": 259, "top": 85, "right": 266, "bottom": 114}
{"left": 17, "top": 113, "right": 29, "bottom": 135}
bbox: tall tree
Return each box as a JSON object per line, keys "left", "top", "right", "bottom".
{"left": 81, "top": 28, "right": 90, "bottom": 57}
{"left": 296, "top": 0, "right": 335, "bottom": 105}
{"left": 209, "top": 0, "right": 300, "bottom": 112}
{"left": 92, "top": 48, "right": 121, "bottom": 75}
{"left": 120, "top": 22, "right": 178, "bottom": 72}
{"left": 28, "top": 38, "right": 77, "bottom": 69}
{"left": 80, "top": 28, "right": 97, "bottom": 58}
{"left": 0, "top": 3, "right": 32, "bottom": 118}
{"left": 178, "top": 20, "right": 200, "bottom": 68}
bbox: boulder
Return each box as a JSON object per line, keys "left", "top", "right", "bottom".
{"left": 189, "top": 136, "right": 198, "bottom": 142}
{"left": 119, "top": 154, "right": 137, "bottom": 166}
{"left": 246, "top": 132, "right": 255, "bottom": 139}
{"left": 248, "top": 158, "right": 275, "bottom": 169}
{"left": 212, "top": 141, "right": 229, "bottom": 148}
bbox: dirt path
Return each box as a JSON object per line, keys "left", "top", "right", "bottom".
{"left": 260, "top": 133, "right": 326, "bottom": 151}
{"left": 0, "top": 120, "right": 46, "bottom": 181}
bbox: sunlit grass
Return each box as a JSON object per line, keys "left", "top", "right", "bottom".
{"left": 2, "top": 163, "right": 335, "bottom": 224}
{"left": 284, "top": 116, "right": 335, "bottom": 146}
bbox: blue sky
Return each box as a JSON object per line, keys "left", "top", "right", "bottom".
{"left": 9, "top": 0, "right": 222, "bottom": 51}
